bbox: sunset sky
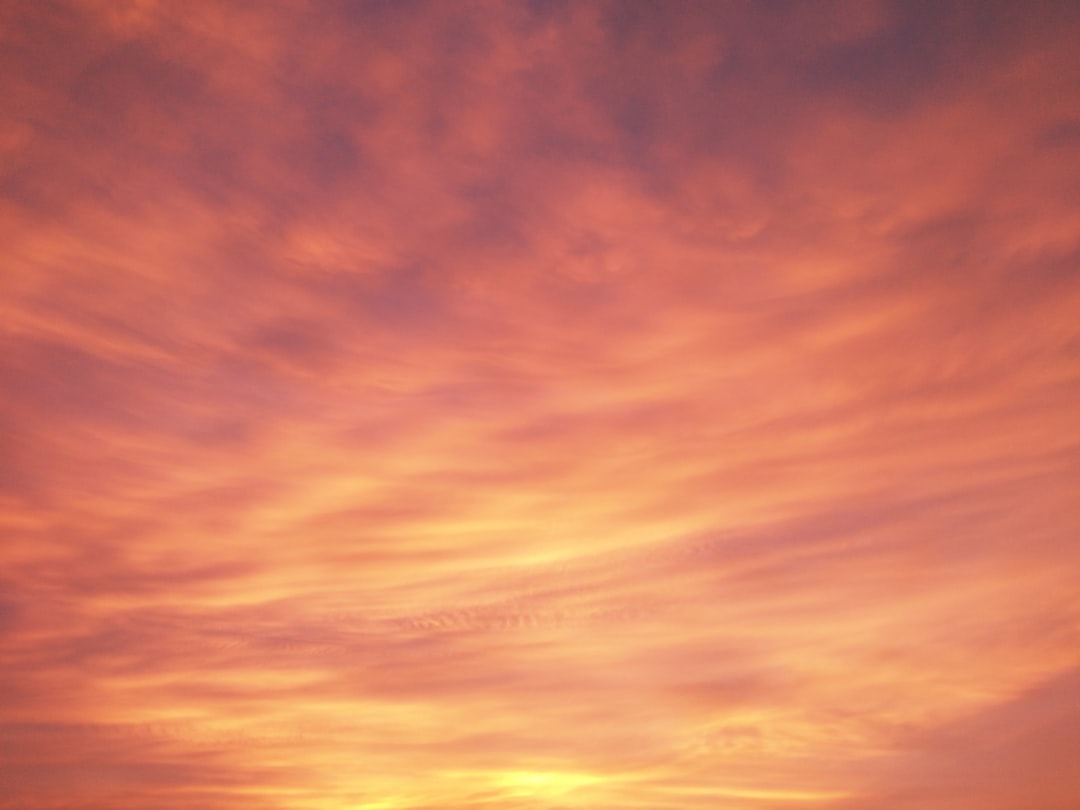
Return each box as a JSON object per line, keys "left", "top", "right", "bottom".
{"left": 2, "top": 1, "right": 1080, "bottom": 808}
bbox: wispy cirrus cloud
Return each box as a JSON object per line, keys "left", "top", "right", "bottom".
{"left": 2, "top": 1, "right": 1079, "bottom": 808}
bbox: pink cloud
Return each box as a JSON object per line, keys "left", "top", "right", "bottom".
{"left": 2, "top": 1, "right": 1079, "bottom": 808}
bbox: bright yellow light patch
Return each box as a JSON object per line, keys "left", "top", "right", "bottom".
{"left": 496, "top": 769, "right": 606, "bottom": 799}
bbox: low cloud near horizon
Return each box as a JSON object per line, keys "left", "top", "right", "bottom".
{"left": 2, "top": 1, "right": 1079, "bottom": 808}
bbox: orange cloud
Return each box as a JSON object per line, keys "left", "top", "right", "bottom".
{"left": 2, "top": 1, "right": 1079, "bottom": 808}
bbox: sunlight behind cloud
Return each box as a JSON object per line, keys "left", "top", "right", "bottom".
{"left": 1, "top": 1, "right": 1079, "bottom": 809}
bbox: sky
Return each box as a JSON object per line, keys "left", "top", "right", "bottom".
{"left": 2, "top": 1, "right": 1079, "bottom": 808}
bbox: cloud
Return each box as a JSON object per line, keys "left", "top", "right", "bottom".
{"left": 826, "top": 667, "right": 1080, "bottom": 810}
{"left": 1, "top": 1, "right": 1079, "bottom": 808}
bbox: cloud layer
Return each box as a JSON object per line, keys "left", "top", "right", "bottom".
{"left": 2, "top": 1, "right": 1079, "bottom": 808}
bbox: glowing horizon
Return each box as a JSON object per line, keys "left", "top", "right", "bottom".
{"left": 2, "top": 2, "right": 1079, "bottom": 808}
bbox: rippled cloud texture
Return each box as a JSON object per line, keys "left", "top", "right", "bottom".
{"left": 3, "top": 1, "right": 1080, "bottom": 808}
